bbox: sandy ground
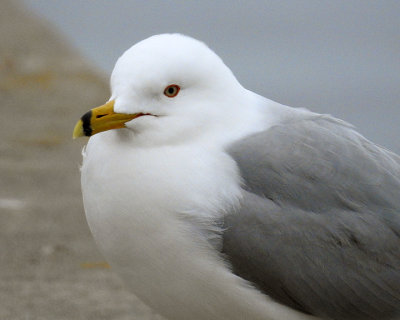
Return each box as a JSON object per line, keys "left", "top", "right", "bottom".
{"left": 0, "top": 1, "right": 163, "bottom": 319}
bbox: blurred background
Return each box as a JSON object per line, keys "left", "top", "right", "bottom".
{"left": 1, "top": 1, "right": 399, "bottom": 319}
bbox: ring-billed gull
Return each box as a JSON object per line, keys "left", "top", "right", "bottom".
{"left": 73, "top": 34, "right": 400, "bottom": 320}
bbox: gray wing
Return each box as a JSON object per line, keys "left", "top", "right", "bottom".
{"left": 223, "top": 115, "right": 400, "bottom": 320}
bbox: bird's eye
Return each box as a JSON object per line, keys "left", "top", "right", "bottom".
{"left": 164, "top": 84, "right": 180, "bottom": 98}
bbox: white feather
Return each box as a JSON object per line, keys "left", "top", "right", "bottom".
{"left": 81, "top": 33, "right": 318, "bottom": 320}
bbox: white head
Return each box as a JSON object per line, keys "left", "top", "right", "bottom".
{"left": 74, "top": 34, "right": 260, "bottom": 146}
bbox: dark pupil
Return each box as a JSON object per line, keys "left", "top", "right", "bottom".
{"left": 168, "top": 87, "right": 175, "bottom": 94}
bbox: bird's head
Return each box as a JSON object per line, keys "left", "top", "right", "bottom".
{"left": 73, "top": 34, "right": 246, "bottom": 145}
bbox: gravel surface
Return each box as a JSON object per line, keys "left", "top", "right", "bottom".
{"left": 0, "top": 1, "right": 162, "bottom": 319}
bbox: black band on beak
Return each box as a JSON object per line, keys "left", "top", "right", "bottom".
{"left": 81, "top": 110, "right": 93, "bottom": 136}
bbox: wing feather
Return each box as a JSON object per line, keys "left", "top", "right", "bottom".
{"left": 223, "top": 115, "right": 400, "bottom": 320}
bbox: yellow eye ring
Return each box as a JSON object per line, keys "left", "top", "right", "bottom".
{"left": 164, "top": 84, "right": 180, "bottom": 98}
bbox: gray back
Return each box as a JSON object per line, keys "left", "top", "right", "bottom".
{"left": 223, "top": 116, "right": 400, "bottom": 320}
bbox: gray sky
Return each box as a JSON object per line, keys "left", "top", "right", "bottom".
{"left": 23, "top": 0, "right": 400, "bottom": 152}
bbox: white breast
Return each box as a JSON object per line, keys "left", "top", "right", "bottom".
{"left": 81, "top": 129, "right": 317, "bottom": 320}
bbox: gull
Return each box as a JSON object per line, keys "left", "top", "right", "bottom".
{"left": 73, "top": 34, "right": 400, "bottom": 320}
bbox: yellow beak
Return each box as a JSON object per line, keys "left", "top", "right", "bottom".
{"left": 73, "top": 100, "right": 141, "bottom": 139}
